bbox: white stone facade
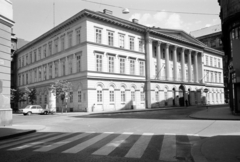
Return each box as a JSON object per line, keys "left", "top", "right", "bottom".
{"left": 16, "top": 9, "right": 225, "bottom": 112}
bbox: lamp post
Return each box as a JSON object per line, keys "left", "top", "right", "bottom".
{"left": 204, "top": 88, "right": 209, "bottom": 110}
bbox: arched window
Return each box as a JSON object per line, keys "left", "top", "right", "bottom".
{"left": 121, "top": 86, "right": 126, "bottom": 103}
{"left": 97, "top": 85, "right": 103, "bottom": 102}
{"left": 109, "top": 86, "right": 114, "bottom": 102}
{"left": 131, "top": 87, "right": 135, "bottom": 101}
{"left": 78, "top": 88, "right": 82, "bottom": 103}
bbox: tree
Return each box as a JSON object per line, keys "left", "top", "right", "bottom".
{"left": 51, "top": 80, "right": 72, "bottom": 113}
{"left": 25, "top": 87, "right": 36, "bottom": 104}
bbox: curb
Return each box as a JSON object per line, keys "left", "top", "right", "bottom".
{"left": 191, "top": 137, "right": 209, "bottom": 162}
{"left": 0, "top": 130, "right": 36, "bottom": 141}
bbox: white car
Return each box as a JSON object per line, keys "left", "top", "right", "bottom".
{"left": 22, "top": 105, "right": 48, "bottom": 115}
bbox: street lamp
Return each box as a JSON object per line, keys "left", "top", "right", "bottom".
{"left": 204, "top": 88, "right": 209, "bottom": 110}
{"left": 122, "top": 8, "right": 130, "bottom": 14}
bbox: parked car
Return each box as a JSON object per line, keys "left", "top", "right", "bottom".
{"left": 22, "top": 105, "right": 49, "bottom": 115}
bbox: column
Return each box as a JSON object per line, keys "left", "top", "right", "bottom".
{"left": 194, "top": 52, "right": 199, "bottom": 83}
{"left": 181, "top": 48, "right": 185, "bottom": 82}
{"left": 145, "top": 31, "right": 152, "bottom": 109}
{"left": 199, "top": 52, "right": 204, "bottom": 83}
{"left": 156, "top": 41, "right": 162, "bottom": 80}
{"left": 173, "top": 46, "right": 177, "bottom": 81}
{"left": 188, "top": 50, "right": 192, "bottom": 82}
{"left": 165, "top": 44, "right": 170, "bottom": 81}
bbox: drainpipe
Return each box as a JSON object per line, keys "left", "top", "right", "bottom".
{"left": 145, "top": 28, "right": 151, "bottom": 109}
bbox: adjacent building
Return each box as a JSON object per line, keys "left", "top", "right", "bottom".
{"left": 15, "top": 9, "right": 225, "bottom": 112}
{"left": 218, "top": 0, "right": 240, "bottom": 114}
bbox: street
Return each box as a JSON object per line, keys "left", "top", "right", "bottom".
{"left": 1, "top": 107, "right": 240, "bottom": 162}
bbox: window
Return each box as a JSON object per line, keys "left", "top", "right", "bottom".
{"left": 76, "top": 53, "right": 81, "bottom": 72}
{"left": 129, "top": 37, "right": 134, "bottom": 50}
{"left": 54, "top": 38, "right": 59, "bottom": 53}
{"left": 43, "top": 45, "right": 47, "bottom": 58}
{"left": 61, "top": 58, "right": 66, "bottom": 76}
{"left": 38, "top": 47, "right": 41, "bottom": 60}
{"left": 26, "top": 73, "right": 28, "bottom": 84}
{"left": 131, "top": 87, "right": 135, "bottom": 101}
{"left": 108, "top": 31, "right": 114, "bottom": 46}
{"left": 43, "top": 65, "right": 47, "bottom": 80}
{"left": 210, "top": 57, "right": 212, "bottom": 66}
{"left": 109, "top": 86, "right": 114, "bottom": 102}
{"left": 34, "top": 69, "right": 37, "bottom": 82}
{"left": 26, "top": 54, "right": 28, "bottom": 65}
{"left": 61, "top": 35, "right": 65, "bottom": 51}
{"left": 120, "top": 58, "right": 125, "bottom": 74}
{"left": 206, "top": 56, "right": 208, "bottom": 65}
{"left": 177, "top": 53, "right": 181, "bottom": 62}
{"left": 119, "top": 34, "right": 125, "bottom": 48}
{"left": 22, "top": 56, "right": 24, "bottom": 67}
{"left": 95, "top": 28, "right": 102, "bottom": 44}
{"left": 97, "top": 86, "right": 103, "bottom": 102}
{"left": 78, "top": 90, "right": 82, "bottom": 102}
{"left": 140, "top": 88, "right": 144, "bottom": 102}
{"left": 139, "top": 61, "right": 145, "bottom": 76}
{"left": 18, "top": 58, "right": 21, "bottom": 68}
{"left": 206, "top": 70, "right": 209, "bottom": 82}
{"left": 162, "top": 48, "right": 165, "bottom": 59}
{"left": 108, "top": 56, "right": 114, "bottom": 73}
{"left": 29, "top": 71, "right": 32, "bottom": 83}
{"left": 38, "top": 67, "right": 42, "bottom": 81}
{"left": 18, "top": 75, "right": 21, "bottom": 86}
{"left": 34, "top": 50, "right": 37, "bottom": 62}
{"left": 55, "top": 61, "right": 58, "bottom": 77}
{"left": 139, "top": 39, "right": 143, "bottom": 52}
{"left": 49, "top": 63, "right": 52, "bottom": 79}
{"left": 214, "top": 58, "right": 217, "bottom": 67}
{"left": 155, "top": 90, "right": 159, "bottom": 102}
{"left": 211, "top": 72, "right": 213, "bottom": 82}
{"left": 215, "top": 72, "right": 217, "bottom": 83}
{"left": 48, "top": 42, "right": 52, "bottom": 56}
{"left": 219, "top": 72, "right": 221, "bottom": 83}
{"left": 70, "top": 92, "right": 73, "bottom": 103}
{"left": 96, "top": 54, "right": 102, "bottom": 72}
{"left": 68, "top": 32, "right": 72, "bottom": 48}
{"left": 169, "top": 51, "right": 173, "bottom": 61}
{"left": 218, "top": 59, "right": 220, "bottom": 68}
{"left": 22, "top": 73, "right": 24, "bottom": 85}
{"left": 121, "top": 87, "right": 126, "bottom": 102}
{"left": 76, "top": 28, "right": 81, "bottom": 44}
{"left": 68, "top": 55, "right": 73, "bottom": 74}
{"left": 130, "top": 59, "right": 135, "bottom": 75}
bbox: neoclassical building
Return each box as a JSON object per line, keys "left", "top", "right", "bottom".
{"left": 16, "top": 9, "right": 224, "bottom": 112}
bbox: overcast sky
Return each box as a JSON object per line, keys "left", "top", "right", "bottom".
{"left": 12, "top": 0, "right": 221, "bottom": 41}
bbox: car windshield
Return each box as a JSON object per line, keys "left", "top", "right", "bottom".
{"left": 24, "top": 105, "right": 31, "bottom": 109}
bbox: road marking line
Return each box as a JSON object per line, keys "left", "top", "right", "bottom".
{"left": 0, "top": 133, "right": 58, "bottom": 149}
{"left": 92, "top": 132, "right": 133, "bottom": 156}
{"left": 9, "top": 133, "right": 71, "bottom": 151}
{"left": 0, "top": 133, "right": 43, "bottom": 145}
{"left": 159, "top": 133, "right": 177, "bottom": 162}
{"left": 34, "top": 133, "right": 91, "bottom": 152}
{"left": 63, "top": 132, "right": 113, "bottom": 153}
{"left": 125, "top": 133, "right": 153, "bottom": 158}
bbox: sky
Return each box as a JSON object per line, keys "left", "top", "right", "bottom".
{"left": 11, "top": 0, "right": 221, "bottom": 41}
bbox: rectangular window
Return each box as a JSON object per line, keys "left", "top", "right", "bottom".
{"left": 210, "top": 57, "right": 212, "bottom": 66}
{"left": 18, "top": 58, "right": 21, "bottom": 68}
{"left": 43, "top": 45, "right": 47, "bottom": 58}
{"left": 43, "top": 65, "right": 47, "bottom": 80}
{"left": 121, "top": 91, "right": 125, "bottom": 102}
{"left": 219, "top": 72, "right": 221, "bottom": 83}
{"left": 55, "top": 61, "right": 58, "bottom": 77}
{"left": 26, "top": 73, "right": 28, "bottom": 84}
{"left": 130, "top": 59, "right": 135, "bottom": 75}
{"left": 119, "top": 34, "right": 125, "bottom": 48}
{"left": 206, "top": 56, "right": 208, "bottom": 65}
{"left": 139, "top": 39, "right": 143, "bottom": 52}
{"left": 38, "top": 47, "right": 41, "bottom": 60}
{"left": 129, "top": 37, "right": 134, "bottom": 50}
{"left": 76, "top": 28, "right": 81, "bottom": 44}
{"left": 70, "top": 92, "right": 73, "bottom": 103}
{"left": 97, "top": 90, "right": 102, "bottom": 102}
{"left": 38, "top": 67, "right": 42, "bottom": 81}
{"left": 49, "top": 63, "right": 52, "bottom": 79}
{"left": 120, "top": 58, "right": 125, "bottom": 74}
{"left": 76, "top": 53, "right": 81, "bottom": 72}
{"left": 218, "top": 59, "right": 220, "bottom": 68}
{"left": 110, "top": 91, "right": 114, "bottom": 102}
{"left": 108, "top": 56, "right": 114, "bottom": 73}
{"left": 35, "top": 69, "right": 37, "bottom": 82}
{"left": 61, "top": 58, "right": 65, "bottom": 76}
{"left": 96, "top": 54, "right": 102, "bottom": 72}
{"left": 78, "top": 91, "right": 81, "bottom": 102}
{"left": 68, "top": 32, "right": 72, "bottom": 48}
{"left": 139, "top": 61, "right": 145, "bottom": 76}
{"left": 215, "top": 72, "right": 218, "bottom": 83}
{"left": 61, "top": 35, "right": 65, "bottom": 51}
{"left": 95, "top": 28, "right": 102, "bottom": 44}
{"left": 22, "top": 56, "right": 24, "bottom": 67}
{"left": 55, "top": 38, "right": 58, "bottom": 53}
{"left": 26, "top": 54, "right": 28, "bottom": 65}
{"left": 18, "top": 75, "right": 21, "bottom": 86}
{"left": 131, "top": 91, "right": 135, "bottom": 101}
{"left": 34, "top": 50, "right": 37, "bottom": 62}
{"left": 48, "top": 42, "right": 52, "bottom": 55}
{"left": 108, "top": 31, "right": 114, "bottom": 46}
{"left": 68, "top": 56, "right": 73, "bottom": 74}
{"left": 214, "top": 58, "right": 217, "bottom": 67}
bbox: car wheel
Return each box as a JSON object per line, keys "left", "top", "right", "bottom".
{"left": 27, "top": 111, "right": 31, "bottom": 115}
{"left": 44, "top": 111, "right": 48, "bottom": 115}
{"left": 23, "top": 113, "right": 26, "bottom": 116}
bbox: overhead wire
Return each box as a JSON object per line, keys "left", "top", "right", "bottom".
{"left": 81, "top": 0, "right": 218, "bottom": 16}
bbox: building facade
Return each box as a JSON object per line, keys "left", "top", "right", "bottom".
{"left": 219, "top": 0, "right": 240, "bottom": 113}
{"left": 0, "top": 0, "right": 14, "bottom": 125}
{"left": 16, "top": 9, "right": 225, "bottom": 112}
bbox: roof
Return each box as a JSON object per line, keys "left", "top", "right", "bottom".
{"left": 190, "top": 24, "right": 222, "bottom": 38}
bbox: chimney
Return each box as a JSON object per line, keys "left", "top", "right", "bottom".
{"left": 132, "top": 19, "right": 139, "bottom": 24}
{"left": 103, "top": 9, "right": 113, "bottom": 15}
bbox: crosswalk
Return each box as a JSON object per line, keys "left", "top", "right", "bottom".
{"left": 0, "top": 132, "right": 203, "bottom": 162}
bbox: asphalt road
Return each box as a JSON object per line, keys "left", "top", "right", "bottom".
{"left": 2, "top": 107, "right": 240, "bottom": 162}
